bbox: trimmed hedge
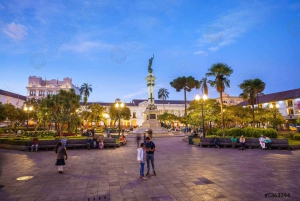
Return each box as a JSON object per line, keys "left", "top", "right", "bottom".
{"left": 211, "top": 127, "right": 278, "bottom": 138}
{"left": 293, "top": 134, "right": 300, "bottom": 140}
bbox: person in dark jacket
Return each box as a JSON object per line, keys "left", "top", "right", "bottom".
{"left": 55, "top": 142, "right": 68, "bottom": 174}
{"left": 211, "top": 135, "right": 220, "bottom": 148}
{"left": 31, "top": 137, "right": 39, "bottom": 152}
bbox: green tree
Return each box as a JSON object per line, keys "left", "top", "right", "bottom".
{"left": 297, "top": 116, "right": 300, "bottom": 124}
{"left": 108, "top": 105, "right": 131, "bottom": 126}
{"left": 0, "top": 103, "right": 5, "bottom": 121}
{"left": 158, "top": 112, "right": 178, "bottom": 127}
{"left": 158, "top": 88, "right": 169, "bottom": 113}
{"left": 88, "top": 104, "right": 106, "bottom": 126}
{"left": 3, "top": 103, "right": 19, "bottom": 126}
{"left": 80, "top": 83, "right": 93, "bottom": 106}
{"left": 239, "top": 78, "right": 266, "bottom": 127}
{"left": 170, "top": 76, "right": 200, "bottom": 120}
{"left": 206, "top": 63, "right": 233, "bottom": 136}
{"left": 199, "top": 77, "right": 209, "bottom": 96}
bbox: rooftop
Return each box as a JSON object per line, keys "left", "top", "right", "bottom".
{"left": 0, "top": 89, "right": 27, "bottom": 101}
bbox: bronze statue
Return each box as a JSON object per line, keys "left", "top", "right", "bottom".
{"left": 148, "top": 54, "right": 154, "bottom": 73}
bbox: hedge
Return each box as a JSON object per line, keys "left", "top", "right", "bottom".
{"left": 209, "top": 127, "right": 278, "bottom": 138}
{"left": 293, "top": 134, "right": 300, "bottom": 140}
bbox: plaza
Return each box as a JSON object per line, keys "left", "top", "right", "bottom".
{"left": 0, "top": 136, "right": 300, "bottom": 201}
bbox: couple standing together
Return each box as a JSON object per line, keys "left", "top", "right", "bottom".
{"left": 137, "top": 137, "right": 156, "bottom": 180}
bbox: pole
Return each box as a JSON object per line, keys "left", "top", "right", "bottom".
{"left": 201, "top": 102, "right": 205, "bottom": 138}
{"left": 27, "top": 112, "right": 29, "bottom": 131}
{"left": 118, "top": 110, "right": 121, "bottom": 138}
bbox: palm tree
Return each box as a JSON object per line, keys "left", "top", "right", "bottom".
{"left": 239, "top": 78, "right": 266, "bottom": 127}
{"left": 206, "top": 63, "right": 233, "bottom": 137}
{"left": 80, "top": 83, "right": 93, "bottom": 106}
{"left": 158, "top": 88, "right": 169, "bottom": 113}
{"left": 199, "top": 77, "right": 208, "bottom": 95}
{"left": 170, "top": 76, "right": 200, "bottom": 121}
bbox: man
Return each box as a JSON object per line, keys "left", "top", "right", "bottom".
{"left": 145, "top": 137, "right": 156, "bottom": 176}
{"left": 86, "top": 137, "right": 92, "bottom": 150}
{"left": 259, "top": 135, "right": 266, "bottom": 149}
{"left": 31, "top": 137, "right": 39, "bottom": 152}
{"left": 265, "top": 137, "right": 272, "bottom": 150}
{"left": 211, "top": 135, "right": 220, "bottom": 148}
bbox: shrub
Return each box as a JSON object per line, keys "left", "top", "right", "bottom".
{"left": 207, "top": 127, "right": 278, "bottom": 138}
{"left": 293, "top": 134, "right": 300, "bottom": 140}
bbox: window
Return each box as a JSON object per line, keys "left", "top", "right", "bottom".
{"left": 39, "top": 91, "right": 45, "bottom": 96}
{"left": 230, "top": 100, "right": 234, "bottom": 104}
{"left": 47, "top": 91, "right": 53, "bottom": 95}
{"left": 288, "top": 109, "right": 294, "bottom": 115}
{"left": 132, "top": 112, "right": 136, "bottom": 118}
{"left": 223, "top": 101, "right": 227, "bottom": 104}
{"left": 286, "top": 100, "right": 293, "bottom": 107}
{"left": 30, "top": 90, "right": 36, "bottom": 96}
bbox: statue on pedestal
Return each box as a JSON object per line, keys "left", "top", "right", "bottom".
{"left": 148, "top": 54, "right": 154, "bottom": 73}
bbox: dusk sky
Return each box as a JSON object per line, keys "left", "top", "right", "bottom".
{"left": 0, "top": 0, "right": 299, "bottom": 103}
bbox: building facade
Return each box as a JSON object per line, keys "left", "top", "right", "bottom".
{"left": 0, "top": 89, "right": 27, "bottom": 108}
{"left": 26, "top": 76, "right": 80, "bottom": 100}
{"left": 86, "top": 99, "right": 191, "bottom": 127}
{"left": 237, "top": 88, "right": 300, "bottom": 122}
{"left": 214, "top": 93, "right": 244, "bottom": 106}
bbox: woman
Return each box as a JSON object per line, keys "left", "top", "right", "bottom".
{"left": 55, "top": 142, "right": 68, "bottom": 174}
{"left": 239, "top": 135, "right": 246, "bottom": 151}
{"left": 230, "top": 136, "right": 237, "bottom": 148}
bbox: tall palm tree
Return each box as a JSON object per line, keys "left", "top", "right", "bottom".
{"left": 170, "top": 76, "right": 200, "bottom": 122}
{"left": 206, "top": 63, "right": 233, "bottom": 137}
{"left": 239, "top": 78, "right": 266, "bottom": 127}
{"left": 158, "top": 88, "right": 169, "bottom": 113}
{"left": 199, "top": 77, "right": 208, "bottom": 95}
{"left": 80, "top": 83, "right": 93, "bottom": 106}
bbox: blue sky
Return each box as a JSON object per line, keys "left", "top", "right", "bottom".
{"left": 0, "top": 0, "right": 300, "bottom": 102}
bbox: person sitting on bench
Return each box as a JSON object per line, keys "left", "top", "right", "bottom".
{"left": 259, "top": 135, "right": 266, "bottom": 149}
{"left": 239, "top": 135, "right": 246, "bottom": 151}
{"left": 230, "top": 135, "right": 237, "bottom": 148}
{"left": 86, "top": 137, "right": 92, "bottom": 150}
{"left": 264, "top": 137, "right": 272, "bottom": 149}
{"left": 211, "top": 135, "right": 220, "bottom": 148}
{"left": 31, "top": 137, "right": 38, "bottom": 152}
{"left": 119, "top": 134, "right": 127, "bottom": 145}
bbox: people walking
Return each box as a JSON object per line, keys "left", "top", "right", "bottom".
{"left": 55, "top": 142, "right": 68, "bottom": 174}
{"left": 137, "top": 143, "right": 147, "bottom": 180}
{"left": 145, "top": 137, "right": 156, "bottom": 176}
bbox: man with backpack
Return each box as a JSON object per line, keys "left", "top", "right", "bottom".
{"left": 145, "top": 137, "right": 156, "bottom": 176}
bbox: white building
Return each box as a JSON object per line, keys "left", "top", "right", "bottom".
{"left": 26, "top": 76, "right": 80, "bottom": 100}
{"left": 214, "top": 92, "right": 244, "bottom": 106}
{"left": 86, "top": 99, "right": 190, "bottom": 127}
{"left": 0, "top": 89, "right": 26, "bottom": 108}
{"left": 237, "top": 88, "right": 300, "bottom": 123}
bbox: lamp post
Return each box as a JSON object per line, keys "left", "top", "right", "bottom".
{"left": 115, "top": 98, "right": 125, "bottom": 138}
{"left": 269, "top": 103, "right": 279, "bottom": 130}
{"left": 23, "top": 104, "right": 33, "bottom": 131}
{"left": 195, "top": 94, "right": 208, "bottom": 138}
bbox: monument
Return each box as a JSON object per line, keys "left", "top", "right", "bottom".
{"left": 135, "top": 55, "right": 168, "bottom": 134}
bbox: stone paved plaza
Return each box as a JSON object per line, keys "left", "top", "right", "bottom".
{"left": 0, "top": 136, "right": 300, "bottom": 201}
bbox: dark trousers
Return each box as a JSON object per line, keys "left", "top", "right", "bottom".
{"left": 146, "top": 154, "right": 155, "bottom": 173}
{"left": 140, "top": 163, "right": 145, "bottom": 177}
{"left": 266, "top": 143, "right": 271, "bottom": 149}
{"left": 241, "top": 143, "right": 245, "bottom": 148}
{"left": 214, "top": 142, "right": 220, "bottom": 147}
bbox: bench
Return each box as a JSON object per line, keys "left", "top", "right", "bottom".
{"left": 104, "top": 138, "right": 120, "bottom": 148}
{"left": 199, "top": 138, "right": 290, "bottom": 150}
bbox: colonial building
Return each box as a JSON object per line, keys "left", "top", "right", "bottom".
{"left": 214, "top": 93, "right": 243, "bottom": 106}
{"left": 237, "top": 88, "right": 300, "bottom": 122}
{"left": 86, "top": 99, "right": 191, "bottom": 127}
{"left": 26, "top": 76, "right": 80, "bottom": 100}
{"left": 0, "top": 89, "right": 26, "bottom": 108}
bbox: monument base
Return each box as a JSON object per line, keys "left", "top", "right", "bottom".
{"left": 133, "top": 107, "right": 168, "bottom": 134}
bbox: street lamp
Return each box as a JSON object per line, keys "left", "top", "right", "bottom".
{"left": 195, "top": 94, "right": 208, "bottom": 138}
{"left": 23, "top": 104, "right": 33, "bottom": 130}
{"left": 115, "top": 98, "right": 125, "bottom": 138}
{"left": 269, "top": 103, "right": 279, "bottom": 130}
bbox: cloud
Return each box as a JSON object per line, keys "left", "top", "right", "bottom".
{"left": 3, "top": 22, "right": 27, "bottom": 41}
{"left": 208, "top": 47, "right": 219, "bottom": 51}
{"left": 194, "top": 50, "right": 209, "bottom": 56}
{"left": 122, "top": 88, "right": 148, "bottom": 99}
{"left": 61, "top": 41, "right": 113, "bottom": 53}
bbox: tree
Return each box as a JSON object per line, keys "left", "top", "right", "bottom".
{"left": 80, "top": 83, "right": 93, "bottom": 106}
{"left": 199, "top": 77, "right": 209, "bottom": 96}
{"left": 158, "top": 88, "right": 169, "bottom": 113}
{"left": 3, "top": 103, "right": 19, "bottom": 126}
{"left": 158, "top": 112, "right": 178, "bottom": 127}
{"left": 239, "top": 78, "right": 266, "bottom": 127}
{"left": 297, "top": 116, "right": 300, "bottom": 124}
{"left": 108, "top": 105, "right": 131, "bottom": 126}
{"left": 88, "top": 104, "right": 106, "bottom": 126}
{"left": 170, "top": 76, "right": 200, "bottom": 120}
{"left": 0, "top": 103, "right": 5, "bottom": 121}
{"left": 206, "top": 63, "right": 233, "bottom": 136}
